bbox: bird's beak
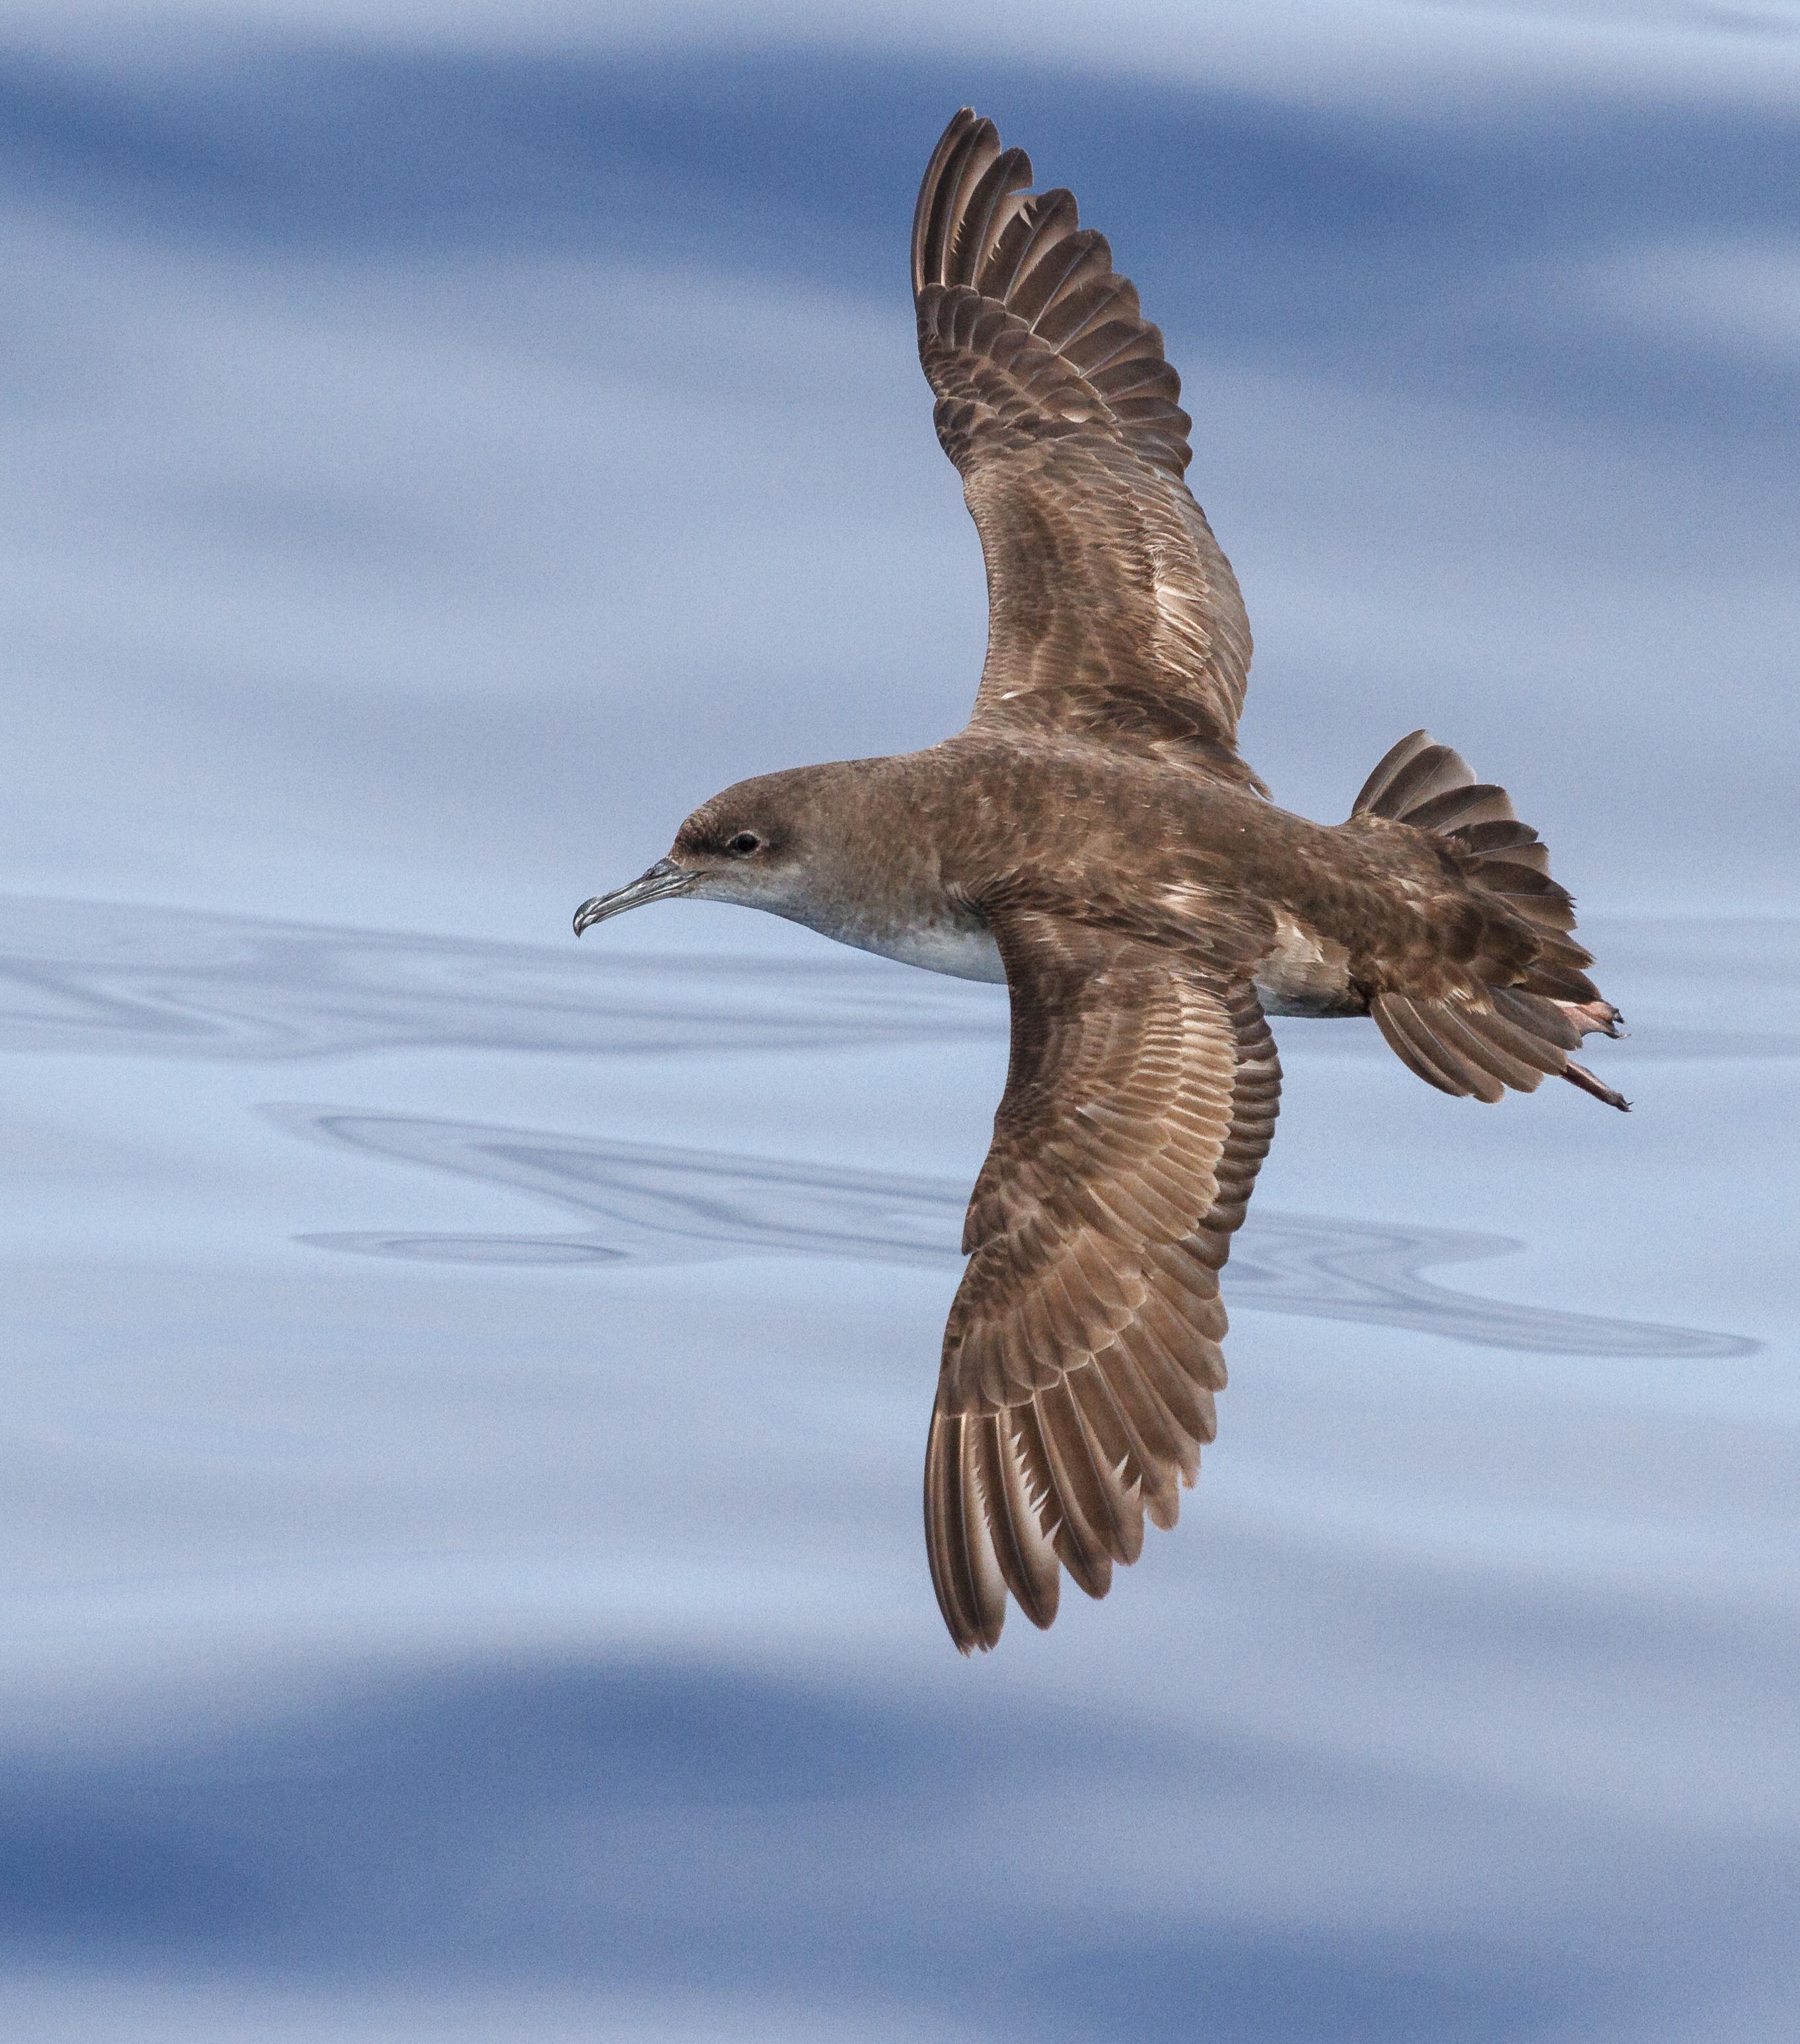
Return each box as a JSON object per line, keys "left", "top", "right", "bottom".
{"left": 573, "top": 858, "right": 696, "bottom": 936}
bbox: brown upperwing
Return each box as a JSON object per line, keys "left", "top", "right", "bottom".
{"left": 912, "top": 108, "right": 1261, "bottom": 788}
{"left": 925, "top": 910, "right": 1281, "bottom": 1652}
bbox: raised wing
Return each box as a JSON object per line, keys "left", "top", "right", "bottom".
{"left": 913, "top": 108, "right": 1260, "bottom": 787}
{"left": 925, "top": 912, "right": 1281, "bottom": 1652}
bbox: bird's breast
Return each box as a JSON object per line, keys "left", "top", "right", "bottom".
{"left": 850, "top": 914, "right": 1007, "bottom": 984}
{"left": 793, "top": 888, "right": 1007, "bottom": 983}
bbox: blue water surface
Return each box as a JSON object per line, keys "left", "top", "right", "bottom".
{"left": 3, "top": 11, "right": 1796, "bottom": 2041}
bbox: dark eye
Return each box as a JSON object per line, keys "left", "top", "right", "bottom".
{"left": 727, "top": 831, "right": 762, "bottom": 857}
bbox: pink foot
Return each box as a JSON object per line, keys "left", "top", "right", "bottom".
{"left": 1563, "top": 1058, "right": 1631, "bottom": 1111}
{"left": 1559, "top": 998, "right": 1625, "bottom": 1039}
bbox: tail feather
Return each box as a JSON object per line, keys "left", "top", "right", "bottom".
{"left": 1404, "top": 783, "right": 1519, "bottom": 833}
{"left": 1454, "top": 821, "right": 1549, "bottom": 865}
{"left": 1372, "top": 995, "right": 1483, "bottom": 1098}
{"left": 1373, "top": 992, "right": 1555, "bottom": 1103}
{"left": 1469, "top": 859, "right": 1581, "bottom": 935}
{"left": 1523, "top": 953, "right": 1605, "bottom": 1005}
{"left": 1431, "top": 1001, "right": 1559, "bottom": 1094}
{"left": 1348, "top": 729, "right": 1434, "bottom": 811}
{"left": 1355, "top": 730, "right": 1626, "bottom": 1111}
{"left": 1351, "top": 735, "right": 1472, "bottom": 819}
{"left": 1492, "top": 986, "right": 1583, "bottom": 1053}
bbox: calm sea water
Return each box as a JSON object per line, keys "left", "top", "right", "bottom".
{"left": 3, "top": 15, "right": 1797, "bottom": 2040}
{"left": 2, "top": 896, "right": 1793, "bottom": 2042}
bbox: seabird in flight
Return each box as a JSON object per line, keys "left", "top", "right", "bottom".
{"left": 575, "top": 109, "right": 1626, "bottom": 1653}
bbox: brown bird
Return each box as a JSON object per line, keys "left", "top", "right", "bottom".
{"left": 574, "top": 108, "right": 1626, "bottom": 1653}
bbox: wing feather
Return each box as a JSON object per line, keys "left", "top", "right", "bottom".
{"left": 912, "top": 109, "right": 1260, "bottom": 785}
{"left": 925, "top": 912, "right": 1282, "bottom": 1652}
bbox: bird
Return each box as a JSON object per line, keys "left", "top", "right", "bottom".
{"left": 573, "top": 108, "right": 1626, "bottom": 1654}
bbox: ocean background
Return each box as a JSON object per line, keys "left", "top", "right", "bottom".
{"left": 3, "top": 5, "right": 1796, "bottom": 2038}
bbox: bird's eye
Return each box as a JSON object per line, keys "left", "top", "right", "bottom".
{"left": 727, "top": 831, "right": 762, "bottom": 857}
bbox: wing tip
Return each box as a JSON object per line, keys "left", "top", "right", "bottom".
{"left": 912, "top": 106, "right": 991, "bottom": 295}
{"left": 925, "top": 1407, "right": 1007, "bottom": 1653}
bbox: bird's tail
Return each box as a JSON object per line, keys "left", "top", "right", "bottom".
{"left": 1351, "top": 730, "right": 1628, "bottom": 1111}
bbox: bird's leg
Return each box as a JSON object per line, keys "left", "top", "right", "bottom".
{"left": 1562, "top": 1059, "right": 1630, "bottom": 1111}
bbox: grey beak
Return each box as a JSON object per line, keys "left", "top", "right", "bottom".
{"left": 573, "top": 858, "right": 695, "bottom": 936}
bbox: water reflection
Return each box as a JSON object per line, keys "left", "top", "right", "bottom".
{"left": 273, "top": 1107, "right": 1754, "bottom": 1360}
{"left": 0, "top": 897, "right": 998, "bottom": 1062}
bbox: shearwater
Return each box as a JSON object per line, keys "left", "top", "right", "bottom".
{"left": 574, "top": 109, "right": 1626, "bottom": 1654}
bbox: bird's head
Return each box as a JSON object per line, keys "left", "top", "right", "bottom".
{"left": 573, "top": 766, "right": 840, "bottom": 935}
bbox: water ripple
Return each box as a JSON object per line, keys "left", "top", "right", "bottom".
{"left": 0, "top": 897, "right": 999, "bottom": 1062}
{"left": 270, "top": 1106, "right": 1756, "bottom": 1359}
